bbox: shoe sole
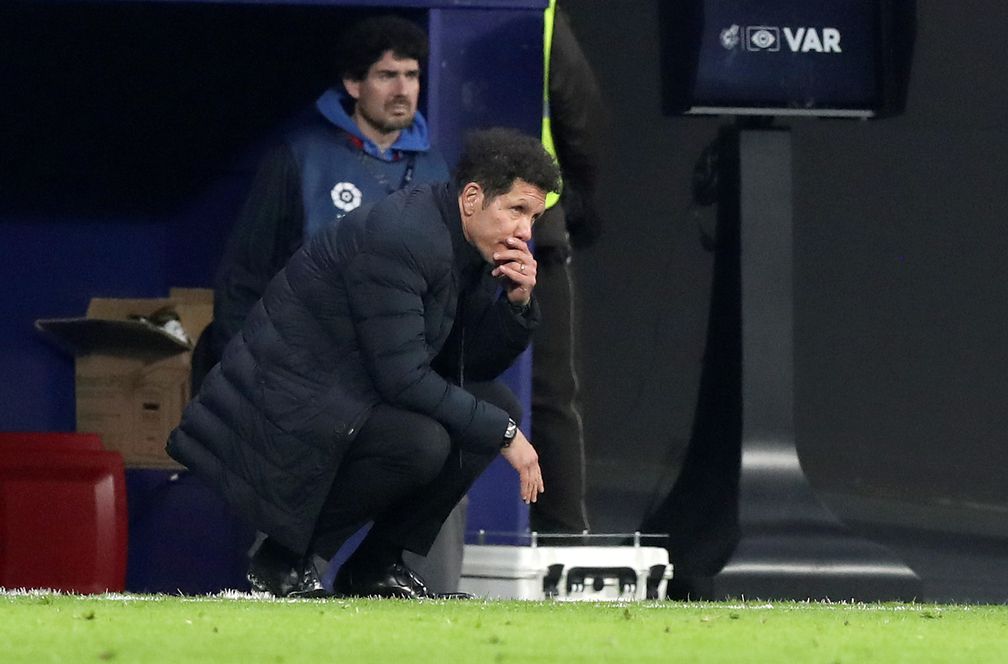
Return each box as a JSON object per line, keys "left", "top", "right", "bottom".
{"left": 287, "top": 588, "right": 331, "bottom": 599}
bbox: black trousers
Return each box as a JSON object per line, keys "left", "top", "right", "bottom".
{"left": 530, "top": 219, "right": 590, "bottom": 533}
{"left": 309, "top": 380, "right": 520, "bottom": 559}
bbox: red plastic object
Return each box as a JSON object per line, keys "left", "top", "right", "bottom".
{"left": 0, "top": 432, "right": 104, "bottom": 451}
{"left": 0, "top": 442, "right": 127, "bottom": 593}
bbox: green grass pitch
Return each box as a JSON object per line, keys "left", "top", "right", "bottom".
{"left": 3, "top": 590, "right": 1008, "bottom": 662}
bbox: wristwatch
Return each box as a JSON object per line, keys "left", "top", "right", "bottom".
{"left": 501, "top": 418, "right": 518, "bottom": 449}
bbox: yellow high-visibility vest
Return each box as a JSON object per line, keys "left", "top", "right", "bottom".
{"left": 542, "top": 0, "right": 561, "bottom": 210}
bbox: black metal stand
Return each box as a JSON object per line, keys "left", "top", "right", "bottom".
{"left": 645, "top": 124, "right": 920, "bottom": 601}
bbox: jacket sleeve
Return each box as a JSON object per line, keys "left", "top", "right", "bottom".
{"left": 550, "top": 6, "right": 608, "bottom": 247}
{"left": 211, "top": 144, "right": 305, "bottom": 358}
{"left": 431, "top": 288, "right": 540, "bottom": 383}
{"left": 344, "top": 218, "right": 510, "bottom": 452}
{"left": 460, "top": 281, "right": 540, "bottom": 382}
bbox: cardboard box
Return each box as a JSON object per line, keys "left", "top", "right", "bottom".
{"left": 459, "top": 544, "right": 673, "bottom": 601}
{"left": 36, "top": 288, "right": 213, "bottom": 469}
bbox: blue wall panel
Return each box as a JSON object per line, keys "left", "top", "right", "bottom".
{"left": 2, "top": 218, "right": 169, "bottom": 431}
{"left": 427, "top": 7, "right": 544, "bottom": 163}
{"left": 427, "top": 5, "right": 544, "bottom": 539}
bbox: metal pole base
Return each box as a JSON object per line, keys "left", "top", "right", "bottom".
{"left": 657, "top": 124, "right": 920, "bottom": 602}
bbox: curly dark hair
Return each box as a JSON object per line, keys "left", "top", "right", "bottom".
{"left": 337, "top": 15, "right": 429, "bottom": 81}
{"left": 454, "top": 128, "right": 561, "bottom": 204}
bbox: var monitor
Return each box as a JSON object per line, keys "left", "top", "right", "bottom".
{"left": 660, "top": 0, "right": 915, "bottom": 118}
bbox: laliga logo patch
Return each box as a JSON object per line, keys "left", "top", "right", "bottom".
{"left": 331, "top": 182, "right": 362, "bottom": 212}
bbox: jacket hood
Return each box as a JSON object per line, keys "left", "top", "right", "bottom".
{"left": 315, "top": 88, "right": 432, "bottom": 161}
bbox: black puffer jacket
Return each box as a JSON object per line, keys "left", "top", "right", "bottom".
{"left": 167, "top": 183, "right": 539, "bottom": 553}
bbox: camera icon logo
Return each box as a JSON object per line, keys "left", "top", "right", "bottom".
{"left": 745, "top": 26, "right": 780, "bottom": 51}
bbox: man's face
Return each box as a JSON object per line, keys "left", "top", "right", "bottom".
{"left": 461, "top": 179, "right": 547, "bottom": 264}
{"left": 344, "top": 50, "right": 420, "bottom": 136}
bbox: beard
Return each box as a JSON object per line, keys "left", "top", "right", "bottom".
{"left": 358, "top": 97, "right": 416, "bottom": 134}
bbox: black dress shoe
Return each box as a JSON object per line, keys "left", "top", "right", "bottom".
{"left": 399, "top": 566, "right": 474, "bottom": 599}
{"left": 334, "top": 560, "right": 430, "bottom": 599}
{"left": 334, "top": 560, "right": 476, "bottom": 599}
{"left": 247, "top": 550, "right": 328, "bottom": 599}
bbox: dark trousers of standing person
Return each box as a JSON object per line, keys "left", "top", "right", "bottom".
{"left": 530, "top": 205, "right": 590, "bottom": 534}
{"left": 308, "top": 380, "right": 520, "bottom": 577}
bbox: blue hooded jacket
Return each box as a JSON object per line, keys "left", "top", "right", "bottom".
{"left": 208, "top": 89, "right": 451, "bottom": 360}
{"left": 293, "top": 89, "right": 451, "bottom": 238}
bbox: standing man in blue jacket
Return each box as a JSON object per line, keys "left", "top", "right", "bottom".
{"left": 206, "top": 15, "right": 450, "bottom": 366}
{"left": 169, "top": 128, "right": 560, "bottom": 599}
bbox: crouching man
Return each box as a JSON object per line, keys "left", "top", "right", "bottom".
{"left": 167, "top": 128, "right": 560, "bottom": 598}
